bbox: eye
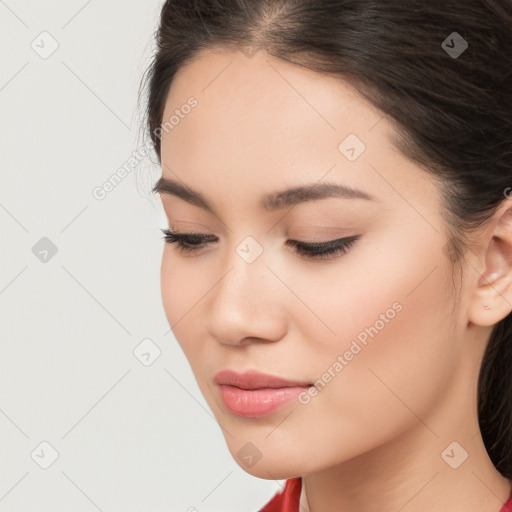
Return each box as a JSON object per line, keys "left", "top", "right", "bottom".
{"left": 160, "top": 229, "right": 217, "bottom": 254}
{"left": 287, "top": 236, "right": 359, "bottom": 260}
{"left": 160, "top": 228, "right": 360, "bottom": 260}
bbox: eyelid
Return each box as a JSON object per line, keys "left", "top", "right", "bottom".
{"left": 288, "top": 225, "right": 355, "bottom": 238}
{"left": 168, "top": 221, "right": 215, "bottom": 234}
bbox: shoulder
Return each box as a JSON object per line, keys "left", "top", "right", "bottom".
{"left": 256, "top": 478, "right": 302, "bottom": 512}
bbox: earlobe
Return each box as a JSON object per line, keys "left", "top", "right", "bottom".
{"left": 468, "top": 204, "right": 512, "bottom": 327}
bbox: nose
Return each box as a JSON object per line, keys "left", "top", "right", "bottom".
{"left": 207, "top": 247, "right": 288, "bottom": 347}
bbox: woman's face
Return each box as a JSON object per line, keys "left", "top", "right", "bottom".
{"left": 156, "top": 48, "right": 477, "bottom": 479}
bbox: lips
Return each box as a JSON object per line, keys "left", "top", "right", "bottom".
{"left": 213, "top": 369, "right": 312, "bottom": 390}
{"left": 214, "top": 369, "right": 313, "bottom": 418}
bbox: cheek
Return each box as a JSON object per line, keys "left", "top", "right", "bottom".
{"left": 296, "top": 231, "right": 455, "bottom": 372}
{"left": 295, "top": 249, "right": 457, "bottom": 447}
{"left": 250, "top": 261, "right": 456, "bottom": 476}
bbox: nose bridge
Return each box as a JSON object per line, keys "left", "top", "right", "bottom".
{"left": 208, "top": 235, "right": 285, "bottom": 344}
{"left": 217, "top": 234, "right": 269, "bottom": 307}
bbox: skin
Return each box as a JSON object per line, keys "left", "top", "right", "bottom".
{"left": 155, "top": 47, "right": 512, "bottom": 512}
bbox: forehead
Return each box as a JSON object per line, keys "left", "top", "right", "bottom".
{"left": 158, "top": 48, "right": 437, "bottom": 217}
{"left": 162, "top": 47, "right": 384, "bottom": 150}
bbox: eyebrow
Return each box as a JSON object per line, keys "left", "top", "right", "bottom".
{"left": 152, "top": 176, "right": 376, "bottom": 213}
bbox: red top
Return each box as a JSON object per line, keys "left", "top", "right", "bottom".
{"left": 258, "top": 477, "right": 512, "bottom": 512}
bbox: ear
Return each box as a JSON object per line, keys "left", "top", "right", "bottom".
{"left": 468, "top": 200, "right": 512, "bottom": 327}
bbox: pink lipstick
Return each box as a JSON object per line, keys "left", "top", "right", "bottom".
{"left": 214, "top": 369, "right": 312, "bottom": 418}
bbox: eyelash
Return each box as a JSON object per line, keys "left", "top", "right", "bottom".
{"left": 160, "top": 228, "right": 360, "bottom": 260}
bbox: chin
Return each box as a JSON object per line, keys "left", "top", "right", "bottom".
{"left": 225, "top": 442, "right": 305, "bottom": 480}
{"left": 239, "top": 462, "right": 302, "bottom": 481}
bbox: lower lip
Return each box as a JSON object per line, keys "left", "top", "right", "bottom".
{"left": 218, "top": 384, "right": 311, "bottom": 418}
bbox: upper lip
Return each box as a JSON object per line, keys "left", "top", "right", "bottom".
{"left": 214, "top": 369, "right": 312, "bottom": 390}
